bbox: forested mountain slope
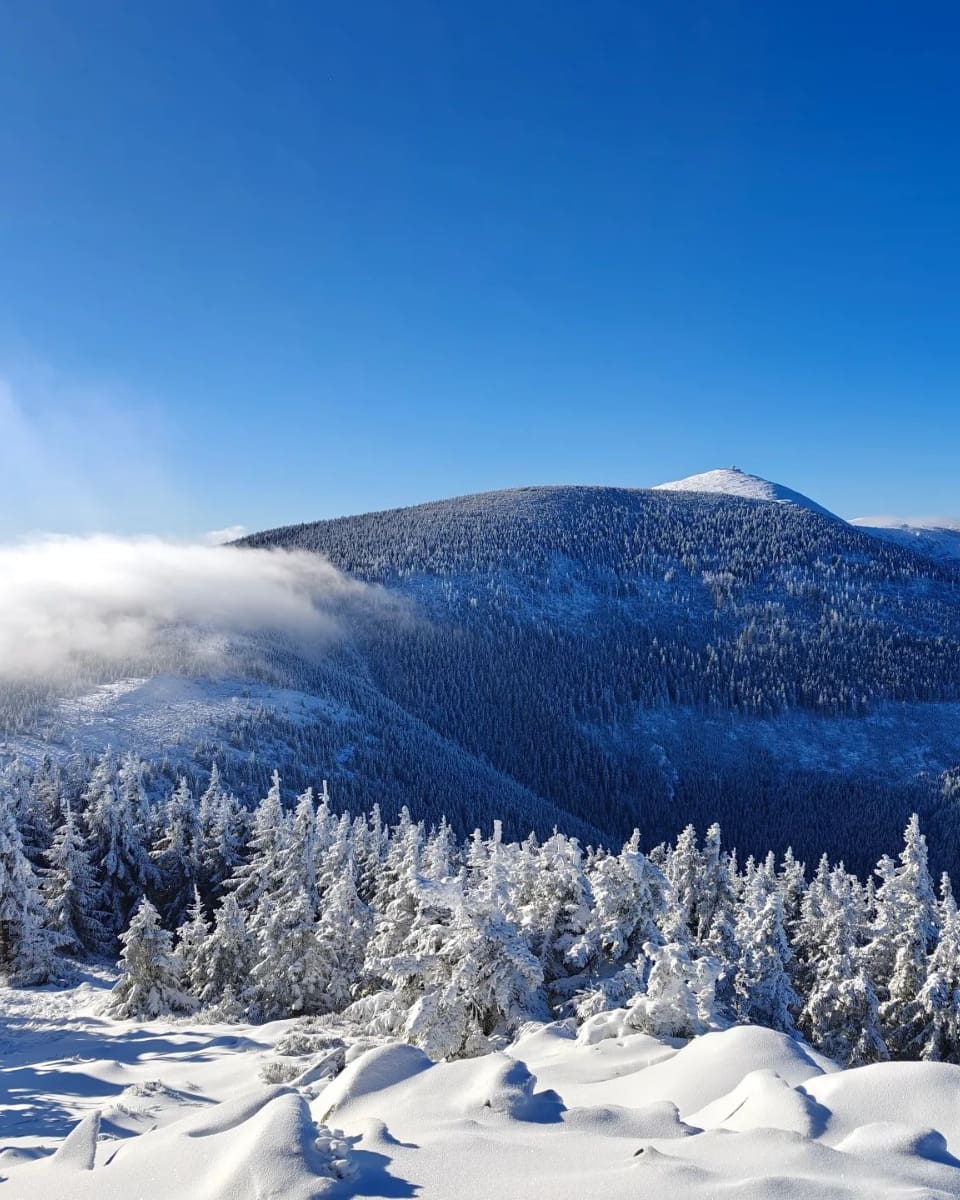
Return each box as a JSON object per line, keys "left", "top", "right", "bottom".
{"left": 238, "top": 484, "right": 960, "bottom": 874}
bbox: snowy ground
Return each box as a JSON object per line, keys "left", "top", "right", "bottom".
{"left": 4, "top": 978, "right": 960, "bottom": 1197}
{"left": 0, "top": 674, "right": 350, "bottom": 769}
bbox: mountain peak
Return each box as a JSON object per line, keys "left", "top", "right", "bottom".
{"left": 653, "top": 467, "right": 838, "bottom": 521}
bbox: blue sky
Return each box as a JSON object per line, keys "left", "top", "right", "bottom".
{"left": 1, "top": 1, "right": 958, "bottom": 536}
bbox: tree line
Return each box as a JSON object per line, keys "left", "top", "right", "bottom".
{"left": 1, "top": 752, "right": 959, "bottom": 1067}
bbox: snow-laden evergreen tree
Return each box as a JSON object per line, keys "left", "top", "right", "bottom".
{"left": 83, "top": 751, "right": 156, "bottom": 938}
{"left": 625, "top": 940, "right": 721, "bottom": 1038}
{"left": 868, "top": 815, "right": 938, "bottom": 1057}
{"left": 798, "top": 864, "right": 886, "bottom": 1065}
{"left": 228, "top": 771, "right": 288, "bottom": 914}
{"left": 248, "top": 891, "right": 330, "bottom": 1019}
{"left": 152, "top": 777, "right": 202, "bottom": 927}
{"left": 107, "top": 897, "right": 195, "bottom": 1018}
{"left": 175, "top": 887, "right": 210, "bottom": 997}
{"left": 661, "top": 824, "right": 702, "bottom": 941}
{"left": 733, "top": 865, "right": 798, "bottom": 1032}
{"left": 316, "top": 868, "right": 370, "bottom": 1012}
{"left": 0, "top": 794, "right": 57, "bottom": 983}
{"left": 190, "top": 892, "right": 255, "bottom": 1011}
{"left": 520, "top": 833, "right": 594, "bottom": 1002}
{"left": 43, "top": 800, "right": 104, "bottom": 956}
{"left": 4, "top": 758, "right": 52, "bottom": 870}
{"left": 197, "top": 768, "right": 247, "bottom": 900}
{"left": 916, "top": 874, "right": 960, "bottom": 1063}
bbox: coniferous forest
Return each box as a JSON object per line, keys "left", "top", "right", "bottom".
{"left": 3, "top": 750, "right": 959, "bottom": 1068}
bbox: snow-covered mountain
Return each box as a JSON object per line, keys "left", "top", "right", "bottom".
{"left": 5, "top": 478, "right": 960, "bottom": 874}
{"left": 653, "top": 466, "right": 839, "bottom": 521}
{"left": 851, "top": 515, "right": 960, "bottom": 562}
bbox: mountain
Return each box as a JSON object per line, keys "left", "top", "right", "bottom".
{"left": 851, "top": 515, "right": 960, "bottom": 563}
{"left": 235, "top": 482, "right": 960, "bottom": 875}
{"left": 654, "top": 466, "right": 839, "bottom": 521}
{"left": 5, "top": 477, "right": 960, "bottom": 874}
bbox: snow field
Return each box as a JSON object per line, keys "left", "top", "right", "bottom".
{"left": 5, "top": 978, "right": 960, "bottom": 1199}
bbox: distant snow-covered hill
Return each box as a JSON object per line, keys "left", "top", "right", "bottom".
{"left": 851, "top": 515, "right": 960, "bottom": 562}
{"left": 653, "top": 466, "right": 839, "bottom": 521}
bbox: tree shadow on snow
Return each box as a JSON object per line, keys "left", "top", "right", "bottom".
{"left": 332, "top": 1148, "right": 419, "bottom": 1198}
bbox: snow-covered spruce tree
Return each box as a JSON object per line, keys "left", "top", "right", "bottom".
{"left": 0, "top": 793, "right": 57, "bottom": 984}
{"left": 175, "top": 887, "right": 210, "bottom": 995}
{"left": 197, "top": 768, "right": 247, "bottom": 901}
{"left": 227, "top": 771, "right": 289, "bottom": 914}
{"left": 798, "top": 864, "right": 886, "bottom": 1065}
{"left": 625, "top": 939, "right": 721, "bottom": 1038}
{"left": 3, "top": 757, "right": 52, "bottom": 870}
{"left": 916, "top": 875, "right": 960, "bottom": 1063}
{"left": 867, "top": 815, "right": 938, "bottom": 1057}
{"left": 108, "top": 897, "right": 195, "bottom": 1019}
{"left": 379, "top": 883, "right": 547, "bottom": 1060}
{"left": 83, "top": 751, "right": 156, "bottom": 939}
{"left": 733, "top": 866, "right": 798, "bottom": 1033}
{"left": 520, "top": 832, "right": 595, "bottom": 1006}
{"left": 43, "top": 800, "right": 105, "bottom": 956}
{"left": 248, "top": 891, "right": 331, "bottom": 1019}
{"left": 190, "top": 892, "right": 255, "bottom": 1012}
{"left": 152, "top": 777, "right": 202, "bottom": 927}
{"left": 316, "top": 868, "right": 370, "bottom": 1012}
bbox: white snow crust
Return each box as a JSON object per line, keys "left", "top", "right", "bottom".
{"left": 5, "top": 977, "right": 960, "bottom": 1198}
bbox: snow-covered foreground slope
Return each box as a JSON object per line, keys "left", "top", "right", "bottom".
{"left": 5, "top": 979, "right": 960, "bottom": 1198}
{"left": 654, "top": 466, "right": 839, "bottom": 520}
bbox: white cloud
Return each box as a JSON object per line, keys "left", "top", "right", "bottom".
{"left": 0, "top": 535, "right": 383, "bottom": 681}
{"left": 204, "top": 525, "right": 249, "bottom": 545}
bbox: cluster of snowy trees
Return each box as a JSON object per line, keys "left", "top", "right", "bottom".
{"left": 3, "top": 753, "right": 960, "bottom": 1067}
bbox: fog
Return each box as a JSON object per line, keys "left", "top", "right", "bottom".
{"left": 0, "top": 535, "right": 382, "bottom": 680}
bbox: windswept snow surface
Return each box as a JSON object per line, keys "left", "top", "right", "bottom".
{"left": 654, "top": 466, "right": 839, "bottom": 520}
{"left": 5, "top": 981, "right": 960, "bottom": 1197}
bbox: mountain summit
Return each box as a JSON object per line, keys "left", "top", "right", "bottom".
{"left": 654, "top": 466, "right": 838, "bottom": 521}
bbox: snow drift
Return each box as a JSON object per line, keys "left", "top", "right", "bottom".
{"left": 6, "top": 979, "right": 960, "bottom": 1200}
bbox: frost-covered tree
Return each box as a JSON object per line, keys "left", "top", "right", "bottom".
{"left": 869, "top": 816, "right": 938, "bottom": 1057}
{"left": 152, "top": 778, "right": 202, "bottom": 927}
{"left": 84, "top": 751, "right": 156, "bottom": 937}
{"left": 227, "top": 771, "right": 288, "bottom": 914}
{"left": 917, "top": 875, "right": 960, "bottom": 1063}
{"left": 43, "top": 801, "right": 104, "bottom": 956}
{"left": 798, "top": 865, "right": 886, "bottom": 1065}
{"left": 107, "top": 897, "right": 195, "bottom": 1018}
{"left": 733, "top": 868, "right": 798, "bottom": 1032}
{"left": 190, "top": 893, "right": 255, "bottom": 1011}
{"left": 175, "top": 887, "right": 210, "bottom": 996}
{"left": 625, "top": 940, "right": 721, "bottom": 1038}
{"left": 0, "top": 794, "right": 57, "bottom": 984}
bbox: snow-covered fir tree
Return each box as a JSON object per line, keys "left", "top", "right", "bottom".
{"left": 108, "top": 897, "right": 195, "bottom": 1019}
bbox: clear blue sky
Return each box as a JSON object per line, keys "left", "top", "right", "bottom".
{"left": 1, "top": 1, "right": 958, "bottom": 536}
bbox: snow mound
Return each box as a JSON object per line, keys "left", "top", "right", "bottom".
{"left": 317, "top": 1041, "right": 432, "bottom": 1119}
{"left": 687, "top": 1068, "right": 828, "bottom": 1137}
{"left": 654, "top": 467, "right": 838, "bottom": 520}
{"left": 7, "top": 1087, "right": 352, "bottom": 1200}
{"left": 806, "top": 1060, "right": 960, "bottom": 1150}
{"left": 583, "top": 1025, "right": 835, "bottom": 1115}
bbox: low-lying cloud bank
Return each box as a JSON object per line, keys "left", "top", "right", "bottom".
{"left": 0, "top": 535, "right": 383, "bottom": 680}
